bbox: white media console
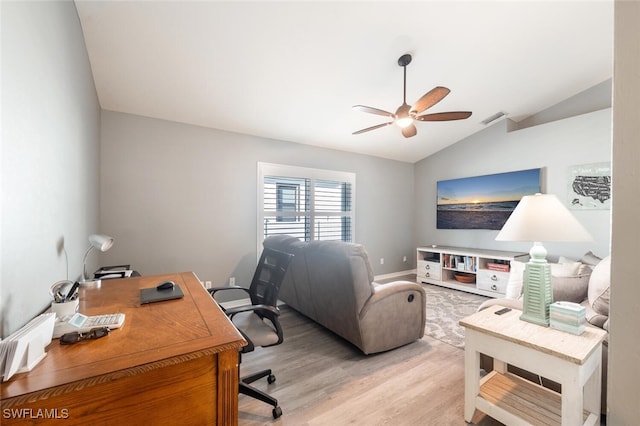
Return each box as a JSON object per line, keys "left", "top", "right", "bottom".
{"left": 416, "top": 245, "right": 529, "bottom": 298}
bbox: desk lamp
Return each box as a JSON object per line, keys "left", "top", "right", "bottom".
{"left": 495, "top": 193, "right": 592, "bottom": 326}
{"left": 80, "top": 234, "right": 114, "bottom": 286}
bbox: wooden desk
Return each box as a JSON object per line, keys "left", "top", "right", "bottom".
{"left": 461, "top": 305, "right": 606, "bottom": 426}
{"left": 1, "top": 272, "right": 246, "bottom": 425}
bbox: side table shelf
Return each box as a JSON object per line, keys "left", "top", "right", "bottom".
{"left": 417, "top": 245, "right": 529, "bottom": 298}
{"left": 479, "top": 371, "right": 590, "bottom": 425}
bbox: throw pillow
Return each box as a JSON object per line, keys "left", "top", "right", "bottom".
{"left": 550, "top": 259, "right": 591, "bottom": 303}
{"left": 550, "top": 261, "right": 581, "bottom": 277}
{"left": 581, "top": 250, "right": 603, "bottom": 267}
{"left": 558, "top": 255, "right": 577, "bottom": 263}
{"left": 505, "top": 260, "right": 526, "bottom": 299}
{"left": 588, "top": 255, "right": 611, "bottom": 316}
{"left": 552, "top": 274, "right": 591, "bottom": 303}
{"left": 558, "top": 255, "right": 596, "bottom": 274}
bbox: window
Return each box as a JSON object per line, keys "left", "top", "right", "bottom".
{"left": 276, "top": 183, "right": 299, "bottom": 222}
{"left": 258, "top": 163, "right": 355, "bottom": 245}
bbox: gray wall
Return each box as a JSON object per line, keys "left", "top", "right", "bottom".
{"left": 99, "top": 111, "right": 415, "bottom": 296}
{"left": 1, "top": 1, "right": 101, "bottom": 336}
{"left": 609, "top": 0, "right": 640, "bottom": 422}
{"left": 414, "top": 108, "right": 612, "bottom": 262}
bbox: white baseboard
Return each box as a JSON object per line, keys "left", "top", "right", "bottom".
{"left": 373, "top": 269, "right": 417, "bottom": 281}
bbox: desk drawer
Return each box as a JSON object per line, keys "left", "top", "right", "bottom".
{"left": 477, "top": 270, "right": 509, "bottom": 294}
{"left": 417, "top": 261, "right": 441, "bottom": 280}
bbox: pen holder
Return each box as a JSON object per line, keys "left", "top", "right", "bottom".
{"left": 51, "top": 299, "right": 79, "bottom": 319}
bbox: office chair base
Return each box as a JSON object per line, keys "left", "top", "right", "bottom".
{"left": 240, "top": 369, "right": 282, "bottom": 419}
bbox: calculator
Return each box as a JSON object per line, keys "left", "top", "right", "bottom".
{"left": 53, "top": 312, "right": 126, "bottom": 338}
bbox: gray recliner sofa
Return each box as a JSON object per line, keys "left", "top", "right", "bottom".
{"left": 263, "top": 235, "right": 426, "bottom": 355}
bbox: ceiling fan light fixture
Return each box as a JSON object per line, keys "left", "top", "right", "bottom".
{"left": 395, "top": 103, "right": 413, "bottom": 128}
{"left": 396, "top": 115, "right": 414, "bottom": 128}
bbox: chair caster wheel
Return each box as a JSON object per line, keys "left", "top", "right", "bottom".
{"left": 272, "top": 406, "right": 282, "bottom": 418}
{"left": 267, "top": 374, "right": 276, "bottom": 384}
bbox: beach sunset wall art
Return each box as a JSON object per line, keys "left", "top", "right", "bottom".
{"left": 437, "top": 168, "right": 541, "bottom": 230}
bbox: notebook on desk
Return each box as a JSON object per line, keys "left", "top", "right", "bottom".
{"left": 140, "top": 285, "right": 185, "bottom": 304}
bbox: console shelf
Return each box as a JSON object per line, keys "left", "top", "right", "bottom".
{"left": 416, "top": 245, "right": 529, "bottom": 298}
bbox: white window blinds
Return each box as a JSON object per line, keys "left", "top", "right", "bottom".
{"left": 258, "top": 163, "right": 355, "bottom": 244}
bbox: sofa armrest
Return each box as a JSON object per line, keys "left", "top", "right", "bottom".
{"left": 357, "top": 281, "right": 426, "bottom": 354}
{"left": 370, "top": 280, "right": 425, "bottom": 299}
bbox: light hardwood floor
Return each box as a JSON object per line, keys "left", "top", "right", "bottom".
{"left": 237, "top": 304, "right": 502, "bottom": 425}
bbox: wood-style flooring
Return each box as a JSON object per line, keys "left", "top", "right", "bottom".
{"left": 237, "top": 304, "right": 502, "bottom": 425}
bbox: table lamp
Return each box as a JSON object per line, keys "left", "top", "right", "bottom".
{"left": 80, "top": 234, "right": 114, "bottom": 286}
{"left": 495, "top": 193, "right": 592, "bottom": 326}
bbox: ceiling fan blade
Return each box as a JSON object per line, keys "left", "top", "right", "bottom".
{"left": 401, "top": 124, "right": 417, "bottom": 138}
{"left": 352, "top": 122, "right": 393, "bottom": 135}
{"left": 415, "top": 111, "right": 472, "bottom": 121}
{"left": 352, "top": 105, "right": 394, "bottom": 118}
{"left": 410, "top": 87, "right": 451, "bottom": 114}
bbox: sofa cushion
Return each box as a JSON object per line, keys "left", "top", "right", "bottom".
{"left": 552, "top": 274, "right": 591, "bottom": 303}
{"left": 551, "top": 259, "right": 591, "bottom": 303}
{"left": 581, "top": 299, "right": 608, "bottom": 329}
{"left": 505, "top": 260, "right": 526, "bottom": 299}
{"left": 588, "top": 255, "right": 611, "bottom": 316}
{"left": 550, "top": 260, "right": 581, "bottom": 276}
{"left": 505, "top": 259, "right": 591, "bottom": 303}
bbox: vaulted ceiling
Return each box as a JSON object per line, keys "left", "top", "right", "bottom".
{"left": 75, "top": 1, "right": 613, "bottom": 163}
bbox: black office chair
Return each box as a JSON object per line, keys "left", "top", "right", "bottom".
{"left": 208, "top": 247, "right": 293, "bottom": 419}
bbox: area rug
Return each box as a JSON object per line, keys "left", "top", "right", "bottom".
{"left": 422, "top": 283, "right": 489, "bottom": 348}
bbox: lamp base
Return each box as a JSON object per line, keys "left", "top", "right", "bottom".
{"left": 80, "top": 278, "right": 102, "bottom": 287}
{"left": 520, "top": 309, "right": 551, "bottom": 327}
{"left": 520, "top": 259, "right": 553, "bottom": 326}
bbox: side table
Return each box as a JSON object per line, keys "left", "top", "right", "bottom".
{"left": 460, "top": 305, "right": 606, "bottom": 426}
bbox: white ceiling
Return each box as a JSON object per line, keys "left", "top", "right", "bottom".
{"left": 75, "top": 1, "right": 613, "bottom": 163}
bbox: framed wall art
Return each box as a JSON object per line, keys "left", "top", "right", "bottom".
{"left": 437, "top": 168, "right": 541, "bottom": 230}
{"left": 567, "top": 162, "right": 611, "bottom": 210}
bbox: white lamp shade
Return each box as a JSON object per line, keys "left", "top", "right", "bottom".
{"left": 88, "top": 234, "right": 114, "bottom": 252}
{"left": 496, "top": 193, "right": 592, "bottom": 242}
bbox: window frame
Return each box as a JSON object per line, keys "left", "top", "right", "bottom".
{"left": 257, "top": 162, "right": 356, "bottom": 252}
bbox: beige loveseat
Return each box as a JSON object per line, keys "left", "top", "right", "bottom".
{"left": 263, "top": 235, "right": 426, "bottom": 355}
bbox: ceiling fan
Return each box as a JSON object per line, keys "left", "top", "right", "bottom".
{"left": 353, "top": 54, "right": 472, "bottom": 138}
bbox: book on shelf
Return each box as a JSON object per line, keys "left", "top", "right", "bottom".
{"left": 442, "top": 255, "right": 477, "bottom": 272}
{"left": 487, "top": 262, "right": 510, "bottom": 272}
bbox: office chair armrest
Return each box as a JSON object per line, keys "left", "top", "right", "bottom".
{"left": 225, "top": 304, "right": 280, "bottom": 318}
{"left": 227, "top": 304, "right": 284, "bottom": 351}
{"left": 208, "top": 285, "right": 250, "bottom": 299}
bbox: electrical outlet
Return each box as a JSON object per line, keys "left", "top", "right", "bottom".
{"left": 380, "top": 258, "right": 384, "bottom": 265}
{"left": 205, "top": 281, "right": 212, "bottom": 289}
{"left": 229, "top": 277, "right": 235, "bottom": 286}
{"left": 403, "top": 256, "right": 407, "bottom": 263}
